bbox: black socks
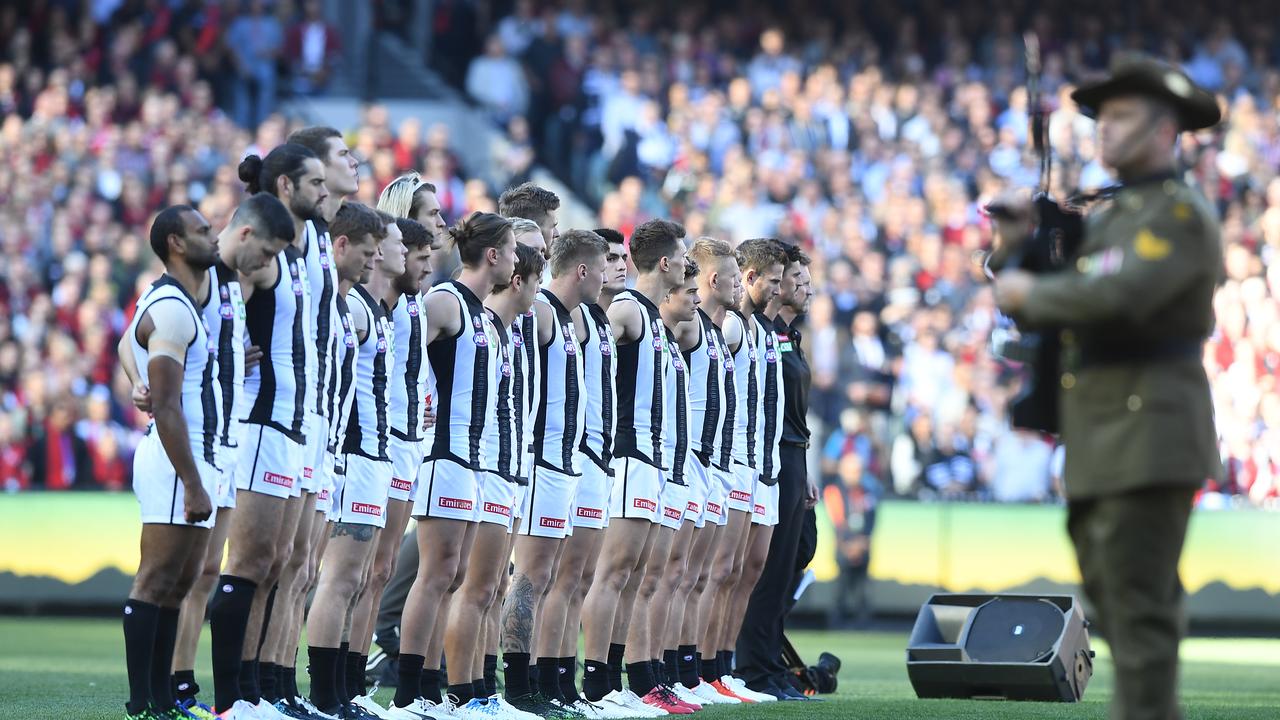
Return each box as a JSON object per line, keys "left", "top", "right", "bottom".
{"left": 559, "top": 657, "right": 581, "bottom": 701}
{"left": 208, "top": 575, "right": 257, "bottom": 711}
{"left": 150, "top": 607, "right": 181, "bottom": 709}
{"left": 698, "top": 651, "right": 718, "bottom": 684}
{"left": 173, "top": 670, "right": 199, "bottom": 703}
{"left": 582, "top": 660, "right": 610, "bottom": 701}
{"left": 607, "top": 643, "right": 626, "bottom": 693}
{"left": 484, "top": 654, "right": 499, "bottom": 696}
{"left": 503, "top": 652, "right": 531, "bottom": 698}
{"left": 422, "top": 668, "right": 443, "bottom": 705}
{"left": 678, "top": 645, "right": 699, "bottom": 688}
{"left": 626, "top": 661, "right": 657, "bottom": 697}
{"left": 718, "top": 650, "right": 734, "bottom": 679}
{"left": 308, "top": 646, "right": 341, "bottom": 711}
{"left": 345, "top": 652, "right": 367, "bottom": 699}
{"left": 238, "top": 659, "right": 260, "bottom": 704}
{"left": 471, "top": 678, "right": 487, "bottom": 699}
{"left": 448, "top": 681, "right": 474, "bottom": 704}
{"left": 393, "top": 654, "right": 425, "bottom": 708}
{"left": 536, "top": 657, "right": 562, "bottom": 700}
{"left": 259, "top": 662, "right": 280, "bottom": 702}
{"left": 123, "top": 599, "right": 160, "bottom": 715}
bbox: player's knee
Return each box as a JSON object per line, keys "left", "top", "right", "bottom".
{"left": 368, "top": 559, "right": 394, "bottom": 592}
{"left": 446, "top": 564, "right": 469, "bottom": 594}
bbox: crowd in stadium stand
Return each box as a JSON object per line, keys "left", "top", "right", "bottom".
{"left": 0, "top": 1, "right": 1276, "bottom": 509}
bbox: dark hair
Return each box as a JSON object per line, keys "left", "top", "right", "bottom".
{"left": 451, "top": 212, "right": 513, "bottom": 266}
{"left": 237, "top": 143, "right": 317, "bottom": 196}
{"left": 232, "top": 192, "right": 295, "bottom": 245}
{"left": 593, "top": 227, "right": 625, "bottom": 245}
{"left": 549, "top": 229, "right": 608, "bottom": 278}
{"left": 782, "top": 242, "right": 811, "bottom": 266}
{"left": 496, "top": 243, "right": 547, "bottom": 293}
{"left": 396, "top": 217, "right": 432, "bottom": 251}
{"left": 330, "top": 202, "right": 387, "bottom": 246}
{"left": 498, "top": 182, "right": 560, "bottom": 224}
{"left": 149, "top": 205, "right": 194, "bottom": 261}
{"left": 736, "top": 238, "right": 789, "bottom": 274}
{"left": 683, "top": 257, "right": 700, "bottom": 280}
{"left": 629, "top": 219, "right": 685, "bottom": 273}
{"left": 286, "top": 126, "right": 342, "bottom": 160}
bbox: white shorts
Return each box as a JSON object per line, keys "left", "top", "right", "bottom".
{"left": 235, "top": 424, "right": 305, "bottom": 499}
{"left": 520, "top": 464, "right": 578, "bottom": 539}
{"left": 414, "top": 458, "right": 480, "bottom": 521}
{"left": 684, "top": 460, "right": 709, "bottom": 528}
{"left": 133, "top": 432, "right": 220, "bottom": 529}
{"left": 572, "top": 459, "right": 611, "bottom": 530}
{"left": 609, "top": 456, "right": 662, "bottom": 523}
{"left": 751, "top": 479, "right": 780, "bottom": 526}
{"left": 478, "top": 472, "right": 516, "bottom": 530}
{"left": 658, "top": 481, "right": 689, "bottom": 531}
{"left": 512, "top": 482, "right": 528, "bottom": 520}
{"left": 300, "top": 413, "right": 328, "bottom": 494}
{"left": 215, "top": 463, "right": 237, "bottom": 510}
{"left": 727, "top": 463, "right": 755, "bottom": 514}
{"left": 335, "top": 454, "right": 392, "bottom": 527}
{"left": 388, "top": 438, "right": 422, "bottom": 503}
{"left": 705, "top": 466, "right": 731, "bottom": 526}
{"left": 324, "top": 455, "right": 345, "bottom": 522}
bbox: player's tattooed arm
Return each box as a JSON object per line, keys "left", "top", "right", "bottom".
{"left": 500, "top": 572, "right": 536, "bottom": 653}
{"left": 331, "top": 522, "right": 375, "bottom": 541}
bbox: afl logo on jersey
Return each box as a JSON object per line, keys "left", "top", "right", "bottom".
{"left": 673, "top": 355, "right": 685, "bottom": 372}
{"left": 707, "top": 344, "right": 719, "bottom": 360}
{"left": 564, "top": 340, "right": 578, "bottom": 355}
{"left": 376, "top": 337, "right": 388, "bottom": 353}
{"left": 219, "top": 302, "right": 234, "bottom": 320}
{"left": 407, "top": 300, "right": 419, "bottom": 317}
{"left": 320, "top": 253, "right": 330, "bottom": 269}
{"left": 725, "top": 355, "right": 735, "bottom": 371}
{"left": 292, "top": 280, "right": 304, "bottom": 296}
{"left": 512, "top": 329, "right": 524, "bottom": 348}
{"left": 766, "top": 348, "right": 778, "bottom": 363}
{"left": 473, "top": 332, "right": 489, "bottom": 347}
{"left": 599, "top": 340, "right": 612, "bottom": 356}
{"left": 501, "top": 361, "right": 512, "bottom": 377}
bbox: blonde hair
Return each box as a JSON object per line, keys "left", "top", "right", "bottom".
{"left": 377, "top": 172, "right": 436, "bottom": 219}
{"left": 507, "top": 216, "right": 541, "bottom": 238}
{"left": 689, "top": 235, "right": 737, "bottom": 269}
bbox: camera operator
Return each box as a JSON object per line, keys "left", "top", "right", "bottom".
{"left": 991, "top": 55, "right": 1222, "bottom": 720}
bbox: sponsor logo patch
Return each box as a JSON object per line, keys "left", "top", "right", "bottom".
{"left": 484, "top": 502, "right": 512, "bottom": 517}
{"left": 317, "top": 489, "right": 330, "bottom": 501}
{"left": 539, "top": 516, "right": 567, "bottom": 529}
{"left": 664, "top": 506, "right": 683, "bottom": 521}
{"left": 706, "top": 502, "right": 723, "bottom": 515}
{"left": 391, "top": 477, "right": 413, "bottom": 492}
{"left": 633, "top": 497, "right": 658, "bottom": 512}
{"left": 351, "top": 502, "right": 381, "bottom": 516}
{"left": 686, "top": 501, "right": 700, "bottom": 513}
{"left": 754, "top": 503, "right": 765, "bottom": 515}
{"left": 729, "top": 490, "right": 752, "bottom": 502}
{"left": 303, "top": 467, "right": 314, "bottom": 480}
{"left": 576, "top": 506, "right": 604, "bottom": 520}
{"left": 439, "top": 496, "right": 474, "bottom": 511}
{"left": 263, "top": 472, "right": 293, "bottom": 488}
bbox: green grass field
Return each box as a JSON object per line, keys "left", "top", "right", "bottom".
{"left": 0, "top": 618, "right": 1277, "bottom": 719}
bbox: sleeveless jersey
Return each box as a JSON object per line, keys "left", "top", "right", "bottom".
{"left": 128, "top": 276, "right": 221, "bottom": 467}
{"left": 425, "top": 280, "right": 498, "bottom": 470}
{"left": 485, "top": 317, "right": 521, "bottom": 481}
{"left": 578, "top": 302, "right": 616, "bottom": 473}
{"left": 729, "top": 310, "right": 759, "bottom": 470}
{"left": 202, "top": 261, "right": 246, "bottom": 453}
{"left": 663, "top": 328, "right": 690, "bottom": 486}
{"left": 533, "top": 289, "right": 586, "bottom": 475}
{"left": 612, "top": 290, "right": 667, "bottom": 468}
{"left": 303, "top": 220, "right": 339, "bottom": 419}
{"left": 327, "top": 294, "right": 357, "bottom": 454}
{"left": 388, "top": 293, "right": 430, "bottom": 442}
{"left": 684, "top": 308, "right": 728, "bottom": 469}
{"left": 752, "top": 311, "right": 784, "bottom": 482}
{"left": 517, "top": 310, "right": 539, "bottom": 479}
{"left": 243, "top": 247, "right": 310, "bottom": 443}
{"left": 343, "top": 285, "right": 393, "bottom": 460}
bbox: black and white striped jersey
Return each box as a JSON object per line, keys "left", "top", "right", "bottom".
{"left": 612, "top": 290, "right": 667, "bottom": 469}
{"left": 388, "top": 293, "right": 430, "bottom": 442}
{"left": 578, "top": 302, "right": 616, "bottom": 473}
{"left": 684, "top": 308, "right": 729, "bottom": 469}
{"left": 425, "top": 280, "right": 498, "bottom": 470}
{"left": 326, "top": 295, "right": 357, "bottom": 455}
{"left": 128, "top": 276, "right": 221, "bottom": 467}
{"left": 533, "top": 289, "right": 586, "bottom": 475}
{"left": 663, "top": 328, "right": 690, "bottom": 486}
{"left": 243, "top": 247, "right": 310, "bottom": 443}
{"left": 752, "top": 311, "right": 784, "bottom": 483}
{"left": 729, "top": 309, "right": 758, "bottom": 471}
{"left": 485, "top": 316, "right": 526, "bottom": 483}
{"left": 343, "top": 285, "right": 393, "bottom": 461}
{"left": 303, "top": 220, "right": 339, "bottom": 420}
{"left": 202, "top": 261, "right": 246, "bottom": 456}
{"left": 517, "top": 310, "right": 539, "bottom": 479}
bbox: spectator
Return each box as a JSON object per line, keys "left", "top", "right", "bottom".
{"left": 286, "top": 0, "right": 341, "bottom": 95}
{"left": 823, "top": 452, "right": 881, "bottom": 627}
{"left": 986, "top": 427, "right": 1056, "bottom": 503}
{"left": 28, "top": 398, "right": 94, "bottom": 491}
{"left": 226, "top": 0, "right": 283, "bottom": 127}
{"left": 465, "top": 35, "right": 530, "bottom": 123}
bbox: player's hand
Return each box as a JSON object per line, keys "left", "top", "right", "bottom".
{"left": 132, "top": 384, "right": 153, "bottom": 413}
{"left": 994, "top": 269, "right": 1036, "bottom": 313}
{"left": 422, "top": 395, "right": 436, "bottom": 431}
{"left": 183, "top": 483, "right": 213, "bottom": 524}
{"left": 805, "top": 478, "right": 819, "bottom": 509}
{"left": 245, "top": 345, "right": 264, "bottom": 373}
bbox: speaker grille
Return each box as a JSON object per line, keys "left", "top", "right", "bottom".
{"left": 963, "top": 598, "right": 1065, "bottom": 663}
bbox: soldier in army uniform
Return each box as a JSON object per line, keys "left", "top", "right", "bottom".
{"left": 991, "top": 55, "right": 1223, "bottom": 720}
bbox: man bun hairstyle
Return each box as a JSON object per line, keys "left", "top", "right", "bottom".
{"left": 379, "top": 172, "right": 439, "bottom": 219}
{"left": 234, "top": 192, "right": 296, "bottom": 245}
{"left": 237, "top": 143, "right": 317, "bottom": 196}
{"left": 498, "top": 182, "right": 560, "bottom": 224}
{"left": 149, "top": 205, "right": 194, "bottom": 262}
{"left": 330, "top": 202, "right": 387, "bottom": 247}
{"left": 549, "top": 229, "right": 608, "bottom": 279}
{"left": 736, "top": 238, "right": 789, "bottom": 274}
{"left": 629, "top": 219, "right": 686, "bottom": 273}
{"left": 396, "top": 217, "right": 432, "bottom": 251}
{"left": 451, "top": 212, "right": 513, "bottom": 266}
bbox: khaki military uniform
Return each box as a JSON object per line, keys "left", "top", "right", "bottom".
{"left": 1017, "top": 175, "right": 1223, "bottom": 720}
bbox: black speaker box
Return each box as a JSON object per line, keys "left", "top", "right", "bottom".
{"left": 906, "top": 593, "right": 1094, "bottom": 702}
